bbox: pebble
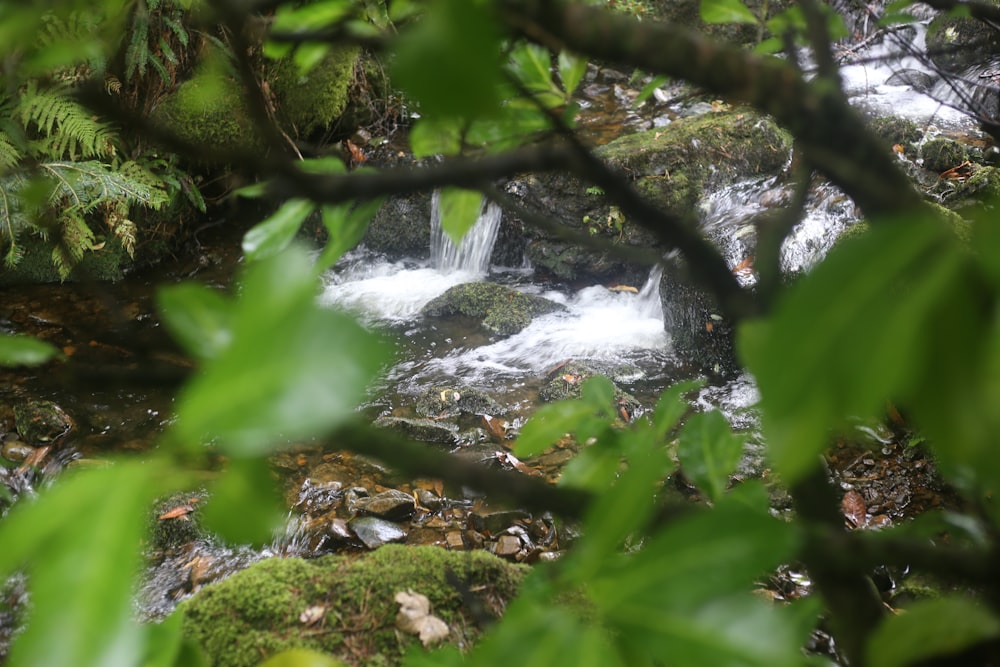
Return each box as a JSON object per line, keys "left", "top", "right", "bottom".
{"left": 494, "top": 535, "right": 522, "bottom": 558}
{"left": 348, "top": 517, "right": 407, "bottom": 549}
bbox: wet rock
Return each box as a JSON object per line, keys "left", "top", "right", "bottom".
{"left": 415, "top": 386, "right": 505, "bottom": 419}
{"left": 294, "top": 478, "right": 344, "bottom": 515}
{"left": 415, "top": 488, "right": 445, "bottom": 511}
{"left": 348, "top": 516, "right": 407, "bottom": 549}
{"left": 538, "top": 362, "right": 643, "bottom": 414}
{"left": 363, "top": 190, "right": 433, "bottom": 259}
{"left": 13, "top": 399, "right": 72, "bottom": 445}
{"left": 372, "top": 416, "right": 459, "bottom": 445}
{"left": 921, "top": 137, "right": 969, "bottom": 173}
{"left": 1, "top": 438, "right": 34, "bottom": 463}
{"left": 885, "top": 69, "right": 935, "bottom": 93}
{"left": 421, "top": 282, "right": 565, "bottom": 337}
{"left": 445, "top": 531, "right": 465, "bottom": 550}
{"left": 494, "top": 534, "right": 522, "bottom": 559}
{"left": 470, "top": 509, "right": 530, "bottom": 537}
{"left": 926, "top": 11, "right": 1000, "bottom": 73}
{"left": 353, "top": 489, "right": 416, "bottom": 521}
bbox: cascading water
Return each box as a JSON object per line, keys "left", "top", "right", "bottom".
{"left": 429, "top": 191, "right": 503, "bottom": 274}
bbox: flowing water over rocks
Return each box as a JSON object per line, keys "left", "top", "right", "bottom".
{"left": 0, "top": 12, "right": 995, "bottom": 653}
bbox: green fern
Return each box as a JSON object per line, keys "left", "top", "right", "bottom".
{"left": 18, "top": 82, "right": 117, "bottom": 160}
{"left": 1, "top": 160, "right": 168, "bottom": 279}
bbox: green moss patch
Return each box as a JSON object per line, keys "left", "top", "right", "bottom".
{"left": 179, "top": 545, "right": 526, "bottom": 667}
{"left": 268, "top": 47, "right": 360, "bottom": 137}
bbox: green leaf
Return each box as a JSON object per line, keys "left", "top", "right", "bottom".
{"left": 157, "top": 283, "right": 233, "bottom": 362}
{"left": 557, "top": 51, "right": 588, "bottom": 97}
{"left": 581, "top": 375, "right": 617, "bottom": 419}
{"left": 391, "top": 0, "right": 502, "bottom": 119}
{"left": 169, "top": 245, "right": 390, "bottom": 455}
{"left": 700, "top": 0, "right": 760, "bottom": 25}
{"left": 259, "top": 649, "right": 346, "bottom": 667}
{"left": 651, "top": 379, "right": 702, "bottom": 439}
{"left": 201, "top": 457, "right": 286, "bottom": 546}
{"left": 143, "top": 610, "right": 210, "bottom": 667}
{"left": 594, "top": 496, "right": 799, "bottom": 612}
{"left": 242, "top": 199, "right": 315, "bottom": 262}
{"left": 509, "top": 43, "right": 560, "bottom": 98}
{"left": 867, "top": 597, "right": 1000, "bottom": 667}
{"left": 315, "top": 198, "right": 383, "bottom": 272}
{"left": 739, "top": 217, "right": 963, "bottom": 484}
{"left": 0, "top": 463, "right": 164, "bottom": 667}
{"left": 633, "top": 75, "right": 669, "bottom": 108}
{"left": 409, "top": 118, "right": 462, "bottom": 157}
{"left": 438, "top": 187, "right": 482, "bottom": 245}
{"left": 677, "top": 410, "right": 744, "bottom": 502}
{"left": 514, "top": 400, "right": 595, "bottom": 458}
{"left": 0, "top": 333, "right": 61, "bottom": 366}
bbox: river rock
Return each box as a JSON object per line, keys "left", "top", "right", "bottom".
{"left": 415, "top": 386, "right": 504, "bottom": 419}
{"left": 348, "top": 516, "right": 407, "bottom": 549}
{"left": 1, "top": 437, "right": 34, "bottom": 463}
{"left": 421, "top": 282, "right": 565, "bottom": 336}
{"left": 13, "top": 399, "right": 72, "bottom": 445}
{"left": 470, "top": 509, "right": 530, "bottom": 537}
{"left": 353, "top": 489, "right": 416, "bottom": 521}
{"left": 371, "top": 416, "right": 459, "bottom": 445}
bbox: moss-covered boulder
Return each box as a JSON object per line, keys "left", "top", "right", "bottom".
{"left": 921, "top": 137, "right": 969, "bottom": 174}
{"left": 511, "top": 110, "right": 791, "bottom": 282}
{"left": 363, "top": 190, "right": 433, "bottom": 259}
{"left": 926, "top": 8, "right": 1000, "bottom": 73}
{"left": 267, "top": 46, "right": 360, "bottom": 138}
{"left": 422, "top": 282, "right": 565, "bottom": 336}
{"left": 152, "top": 68, "right": 264, "bottom": 157}
{"left": 0, "top": 235, "right": 133, "bottom": 284}
{"left": 415, "top": 387, "right": 504, "bottom": 418}
{"left": 179, "top": 545, "right": 526, "bottom": 667}
{"left": 13, "top": 399, "right": 72, "bottom": 445}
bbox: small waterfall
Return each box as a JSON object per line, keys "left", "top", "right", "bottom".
{"left": 636, "top": 264, "right": 665, "bottom": 319}
{"left": 429, "top": 191, "right": 503, "bottom": 274}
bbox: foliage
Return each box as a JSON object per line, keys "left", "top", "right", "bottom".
{"left": 3, "top": 1, "right": 1000, "bottom": 667}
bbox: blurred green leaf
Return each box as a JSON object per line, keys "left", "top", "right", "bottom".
{"left": 701, "top": 0, "right": 760, "bottom": 25}
{"left": 391, "top": 0, "right": 502, "bottom": 119}
{"left": 0, "top": 333, "right": 62, "bottom": 366}
{"left": 409, "top": 118, "right": 462, "bottom": 157}
{"left": 514, "top": 400, "right": 595, "bottom": 458}
{"left": 557, "top": 51, "right": 588, "bottom": 97}
{"left": 438, "top": 187, "right": 482, "bottom": 245}
{"left": 651, "top": 379, "right": 702, "bottom": 439}
{"left": 201, "top": 457, "right": 286, "bottom": 546}
{"left": 243, "top": 199, "right": 315, "bottom": 262}
{"left": 0, "top": 462, "right": 164, "bottom": 667}
{"left": 143, "top": 610, "right": 209, "bottom": 667}
{"left": 581, "top": 376, "right": 617, "bottom": 419}
{"left": 867, "top": 597, "right": 1000, "bottom": 667}
{"left": 594, "top": 496, "right": 799, "bottom": 612}
{"left": 315, "top": 198, "right": 384, "bottom": 272}
{"left": 169, "top": 245, "right": 390, "bottom": 454}
{"left": 633, "top": 75, "right": 669, "bottom": 108}
{"left": 739, "top": 217, "right": 964, "bottom": 484}
{"left": 509, "top": 43, "right": 562, "bottom": 100}
{"left": 259, "top": 649, "right": 346, "bottom": 667}
{"left": 157, "top": 283, "right": 233, "bottom": 362}
{"left": 677, "top": 410, "right": 744, "bottom": 502}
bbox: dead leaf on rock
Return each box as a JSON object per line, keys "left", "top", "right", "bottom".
{"left": 842, "top": 489, "right": 867, "bottom": 528}
{"left": 395, "top": 590, "right": 450, "bottom": 647}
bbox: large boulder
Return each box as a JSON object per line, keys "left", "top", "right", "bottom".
{"left": 421, "top": 282, "right": 566, "bottom": 336}
{"left": 509, "top": 110, "right": 791, "bottom": 283}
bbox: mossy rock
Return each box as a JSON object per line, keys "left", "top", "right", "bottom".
{"left": 13, "top": 399, "right": 72, "bottom": 445}
{"left": 179, "top": 545, "right": 526, "bottom": 667}
{"left": 422, "top": 283, "right": 565, "bottom": 336}
{"left": 267, "top": 46, "right": 360, "bottom": 137}
{"left": 538, "top": 362, "right": 641, "bottom": 416}
{"left": 415, "top": 387, "right": 504, "bottom": 419}
{"left": 926, "top": 9, "right": 1000, "bottom": 73}
{"left": 867, "top": 116, "right": 923, "bottom": 153}
{"left": 152, "top": 72, "right": 264, "bottom": 157}
{"left": 511, "top": 110, "right": 791, "bottom": 282}
{"left": 0, "top": 234, "right": 132, "bottom": 285}
{"left": 921, "top": 137, "right": 969, "bottom": 174}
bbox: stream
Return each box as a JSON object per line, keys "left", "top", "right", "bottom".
{"left": 0, "top": 7, "right": 989, "bottom": 635}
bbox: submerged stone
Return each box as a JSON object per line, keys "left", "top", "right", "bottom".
{"left": 371, "top": 416, "right": 459, "bottom": 445}
{"left": 179, "top": 545, "right": 526, "bottom": 666}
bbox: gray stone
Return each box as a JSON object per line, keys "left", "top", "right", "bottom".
{"left": 348, "top": 516, "right": 407, "bottom": 549}
{"left": 353, "top": 489, "right": 415, "bottom": 521}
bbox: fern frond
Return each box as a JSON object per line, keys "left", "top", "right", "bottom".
{"left": 19, "top": 82, "right": 117, "bottom": 160}
{"left": 0, "top": 131, "right": 23, "bottom": 172}
{"left": 50, "top": 210, "right": 96, "bottom": 280}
